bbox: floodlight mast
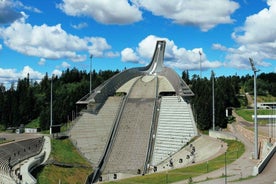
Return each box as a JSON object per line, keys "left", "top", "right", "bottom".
{"left": 50, "top": 75, "right": 53, "bottom": 135}
{"left": 249, "top": 58, "right": 260, "bottom": 160}
{"left": 199, "top": 51, "right": 202, "bottom": 78}
{"left": 212, "top": 70, "right": 215, "bottom": 131}
{"left": 90, "top": 54, "right": 93, "bottom": 94}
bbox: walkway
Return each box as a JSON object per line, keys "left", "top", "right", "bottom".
{"left": 173, "top": 110, "right": 276, "bottom": 184}
{"left": 238, "top": 152, "right": 276, "bottom": 184}
{"left": 18, "top": 136, "right": 51, "bottom": 184}
{"left": 172, "top": 122, "right": 255, "bottom": 184}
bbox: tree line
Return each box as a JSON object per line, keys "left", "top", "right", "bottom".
{"left": 0, "top": 68, "right": 119, "bottom": 131}
{"left": 0, "top": 68, "right": 275, "bottom": 131}
{"left": 182, "top": 71, "right": 276, "bottom": 130}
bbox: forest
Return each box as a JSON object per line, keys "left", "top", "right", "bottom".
{"left": 0, "top": 68, "right": 275, "bottom": 131}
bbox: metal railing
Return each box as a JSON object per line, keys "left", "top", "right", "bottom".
{"left": 143, "top": 76, "right": 160, "bottom": 174}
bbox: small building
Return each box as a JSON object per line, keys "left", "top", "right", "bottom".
{"left": 25, "top": 128, "right": 41, "bottom": 133}
{"left": 257, "top": 102, "right": 276, "bottom": 109}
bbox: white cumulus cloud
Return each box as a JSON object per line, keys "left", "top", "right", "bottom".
{"left": 0, "top": 17, "right": 117, "bottom": 62}
{"left": 58, "top": 0, "right": 142, "bottom": 25}
{"left": 21, "top": 65, "right": 44, "bottom": 79}
{"left": 87, "top": 37, "right": 111, "bottom": 57}
{"left": 133, "top": 0, "right": 239, "bottom": 31}
{"left": 71, "top": 22, "right": 88, "bottom": 29}
{"left": 216, "top": 0, "right": 276, "bottom": 69}
{"left": 0, "top": 68, "right": 18, "bottom": 80}
{"left": 58, "top": 0, "right": 239, "bottom": 30}
{"left": 61, "top": 61, "right": 71, "bottom": 68}
{"left": 52, "top": 69, "right": 62, "bottom": 76}
{"left": 38, "top": 58, "right": 46, "bottom": 66}
{"left": 121, "top": 48, "right": 139, "bottom": 63}
{"left": 0, "top": 66, "right": 44, "bottom": 86}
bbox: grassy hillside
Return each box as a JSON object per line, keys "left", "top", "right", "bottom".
{"left": 34, "top": 138, "right": 92, "bottom": 184}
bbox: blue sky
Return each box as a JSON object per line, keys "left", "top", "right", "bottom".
{"left": 0, "top": 0, "right": 275, "bottom": 86}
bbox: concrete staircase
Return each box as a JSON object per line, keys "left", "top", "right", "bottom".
{"left": 151, "top": 96, "right": 197, "bottom": 166}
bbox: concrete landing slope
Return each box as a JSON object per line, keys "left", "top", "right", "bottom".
{"left": 116, "top": 77, "right": 140, "bottom": 94}
{"left": 102, "top": 76, "right": 157, "bottom": 175}
{"left": 70, "top": 96, "right": 122, "bottom": 166}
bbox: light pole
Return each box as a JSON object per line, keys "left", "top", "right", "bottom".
{"left": 199, "top": 51, "right": 202, "bottom": 78}
{"left": 50, "top": 75, "right": 53, "bottom": 135}
{"left": 249, "top": 58, "right": 260, "bottom": 159}
{"left": 90, "top": 54, "right": 93, "bottom": 94}
{"left": 212, "top": 70, "right": 215, "bottom": 131}
{"left": 225, "top": 152, "right": 227, "bottom": 184}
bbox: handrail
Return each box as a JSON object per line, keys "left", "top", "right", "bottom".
{"left": 143, "top": 76, "right": 159, "bottom": 174}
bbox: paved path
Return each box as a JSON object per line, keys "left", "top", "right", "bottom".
{"left": 19, "top": 135, "right": 51, "bottom": 184}
{"left": 237, "top": 153, "right": 276, "bottom": 184}
{"left": 173, "top": 122, "right": 257, "bottom": 184}
{"left": 172, "top": 110, "right": 264, "bottom": 184}
{"left": 173, "top": 111, "right": 276, "bottom": 184}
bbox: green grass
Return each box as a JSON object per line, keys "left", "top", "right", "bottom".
{"left": 60, "top": 121, "right": 74, "bottom": 132}
{"left": 25, "top": 118, "right": 40, "bottom": 128}
{"left": 36, "top": 165, "right": 91, "bottom": 184}
{"left": 0, "top": 124, "right": 5, "bottom": 132}
{"left": 235, "top": 109, "right": 275, "bottom": 124}
{"left": 258, "top": 95, "right": 276, "bottom": 102}
{"left": 231, "top": 175, "right": 255, "bottom": 182}
{"left": 35, "top": 138, "right": 92, "bottom": 184}
{"left": 235, "top": 109, "right": 254, "bottom": 122}
{"left": 106, "top": 139, "right": 244, "bottom": 184}
{"left": 0, "top": 139, "right": 13, "bottom": 145}
{"left": 199, "top": 130, "right": 209, "bottom": 135}
{"left": 51, "top": 138, "right": 91, "bottom": 165}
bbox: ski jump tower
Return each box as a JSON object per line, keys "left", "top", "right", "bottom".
{"left": 74, "top": 41, "right": 198, "bottom": 183}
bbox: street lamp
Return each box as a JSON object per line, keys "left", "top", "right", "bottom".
{"left": 211, "top": 70, "right": 215, "bottom": 131}
{"left": 50, "top": 75, "right": 54, "bottom": 135}
{"left": 199, "top": 51, "right": 202, "bottom": 78}
{"left": 90, "top": 54, "right": 93, "bottom": 94}
{"left": 249, "top": 58, "right": 260, "bottom": 159}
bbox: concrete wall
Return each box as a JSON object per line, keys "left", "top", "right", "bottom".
{"left": 228, "top": 122, "right": 276, "bottom": 176}
{"left": 231, "top": 123, "right": 276, "bottom": 146}
{"left": 209, "top": 130, "right": 236, "bottom": 140}
{"left": 252, "top": 143, "right": 276, "bottom": 176}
